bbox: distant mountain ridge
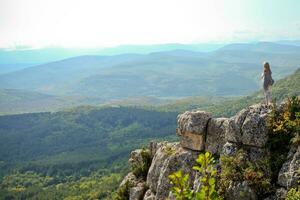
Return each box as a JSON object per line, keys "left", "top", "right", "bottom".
{"left": 1, "top": 41, "right": 300, "bottom": 114}
{"left": 219, "top": 41, "right": 300, "bottom": 53}
{"left": 0, "top": 43, "right": 224, "bottom": 65}
{"left": 2, "top": 40, "right": 300, "bottom": 66}
{"left": 1, "top": 66, "right": 299, "bottom": 116}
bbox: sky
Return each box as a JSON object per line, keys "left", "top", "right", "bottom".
{"left": 1, "top": 0, "right": 300, "bottom": 48}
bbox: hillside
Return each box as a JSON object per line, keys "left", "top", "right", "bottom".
{"left": 1, "top": 66, "right": 299, "bottom": 116}
{"left": 0, "top": 63, "right": 36, "bottom": 74}
{"left": 156, "top": 68, "right": 300, "bottom": 117}
{"left": 209, "top": 67, "right": 300, "bottom": 116}
{"left": 0, "top": 106, "right": 178, "bottom": 199}
{"left": 0, "top": 88, "right": 108, "bottom": 115}
{"left": 0, "top": 89, "right": 68, "bottom": 114}
{"left": 1, "top": 42, "right": 299, "bottom": 103}
{"left": 0, "top": 107, "right": 177, "bottom": 172}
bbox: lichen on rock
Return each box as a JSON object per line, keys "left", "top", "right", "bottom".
{"left": 278, "top": 145, "right": 300, "bottom": 189}
{"left": 176, "top": 110, "right": 211, "bottom": 151}
{"left": 147, "top": 142, "right": 198, "bottom": 199}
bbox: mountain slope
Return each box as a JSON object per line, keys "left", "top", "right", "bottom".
{"left": 1, "top": 42, "right": 299, "bottom": 100}
{"left": 0, "top": 107, "right": 177, "bottom": 176}
{"left": 0, "top": 89, "right": 104, "bottom": 115}
{"left": 154, "top": 68, "right": 300, "bottom": 117}
{"left": 201, "top": 68, "right": 300, "bottom": 117}
{"left": 0, "top": 43, "right": 223, "bottom": 65}
{"left": 0, "top": 54, "right": 143, "bottom": 95}
{"left": 0, "top": 63, "right": 36, "bottom": 74}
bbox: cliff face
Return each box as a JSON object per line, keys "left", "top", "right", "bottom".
{"left": 119, "top": 103, "right": 299, "bottom": 200}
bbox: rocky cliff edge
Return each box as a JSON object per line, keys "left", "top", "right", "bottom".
{"left": 118, "top": 103, "right": 299, "bottom": 200}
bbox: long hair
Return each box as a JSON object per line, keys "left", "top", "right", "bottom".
{"left": 263, "top": 62, "right": 272, "bottom": 74}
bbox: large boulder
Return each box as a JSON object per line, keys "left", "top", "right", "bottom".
{"left": 205, "top": 118, "right": 227, "bottom": 154}
{"left": 146, "top": 142, "right": 177, "bottom": 193}
{"left": 129, "top": 182, "right": 147, "bottom": 200}
{"left": 178, "top": 132, "right": 205, "bottom": 151}
{"left": 225, "top": 108, "right": 249, "bottom": 143}
{"left": 129, "top": 149, "right": 148, "bottom": 168}
{"left": 146, "top": 142, "right": 198, "bottom": 200}
{"left": 278, "top": 146, "right": 300, "bottom": 189}
{"left": 149, "top": 141, "right": 159, "bottom": 158}
{"left": 120, "top": 172, "right": 138, "bottom": 187}
{"left": 241, "top": 105, "right": 269, "bottom": 147}
{"left": 224, "top": 104, "right": 270, "bottom": 148}
{"left": 177, "top": 111, "right": 211, "bottom": 151}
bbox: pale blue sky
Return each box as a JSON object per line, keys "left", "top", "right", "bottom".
{"left": 0, "top": 0, "right": 300, "bottom": 48}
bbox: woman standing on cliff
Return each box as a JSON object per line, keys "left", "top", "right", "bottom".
{"left": 261, "top": 62, "right": 274, "bottom": 105}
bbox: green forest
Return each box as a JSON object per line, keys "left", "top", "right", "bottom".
{"left": 0, "top": 68, "right": 299, "bottom": 199}
{"left": 0, "top": 107, "right": 177, "bottom": 199}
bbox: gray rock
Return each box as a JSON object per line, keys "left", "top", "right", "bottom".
{"left": 192, "top": 172, "right": 202, "bottom": 193}
{"left": 156, "top": 149, "right": 197, "bottom": 199}
{"left": 130, "top": 182, "right": 146, "bottom": 200}
{"left": 278, "top": 146, "right": 300, "bottom": 189}
{"left": 225, "top": 108, "right": 249, "bottom": 143}
{"left": 277, "top": 101, "right": 288, "bottom": 113}
{"left": 177, "top": 110, "right": 212, "bottom": 135}
{"left": 226, "top": 181, "right": 257, "bottom": 200}
{"left": 129, "top": 149, "right": 145, "bottom": 168}
{"left": 146, "top": 142, "right": 172, "bottom": 193}
{"left": 146, "top": 142, "right": 178, "bottom": 193}
{"left": 178, "top": 131, "right": 205, "bottom": 151}
{"left": 235, "top": 108, "right": 251, "bottom": 128}
{"left": 146, "top": 142, "right": 198, "bottom": 200}
{"left": 120, "top": 172, "right": 138, "bottom": 187}
{"left": 205, "top": 118, "right": 227, "bottom": 154}
{"left": 143, "top": 189, "right": 155, "bottom": 200}
{"left": 275, "top": 187, "right": 287, "bottom": 200}
{"left": 248, "top": 103, "right": 271, "bottom": 113}
{"left": 241, "top": 110, "right": 268, "bottom": 147}
{"left": 149, "top": 141, "right": 158, "bottom": 158}
{"left": 177, "top": 111, "right": 211, "bottom": 150}
{"left": 168, "top": 191, "right": 176, "bottom": 200}
{"left": 221, "top": 142, "right": 238, "bottom": 156}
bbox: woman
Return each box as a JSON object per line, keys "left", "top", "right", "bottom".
{"left": 261, "top": 62, "right": 274, "bottom": 105}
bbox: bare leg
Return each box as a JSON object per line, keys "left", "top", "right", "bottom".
{"left": 264, "top": 88, "right": 272, "bottom": 106}
{"left": 264, "top": 89, "right": 268, "bottom": 105}
{"left": 267, "top": 87, "right": 272, "bottom": 105}
{"left": 267, "top": 91, "right": 270, "bottom": 105}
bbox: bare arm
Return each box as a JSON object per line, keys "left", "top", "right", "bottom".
{"left": 261, "top": 72, "right": 264, "bottom": 79}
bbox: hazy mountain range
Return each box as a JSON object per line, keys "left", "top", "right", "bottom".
{"left": 1, "top": 40, "right": 299, "bottom": 66}
{"left": 1, "top": 41, "right": 300, "bottom": 114}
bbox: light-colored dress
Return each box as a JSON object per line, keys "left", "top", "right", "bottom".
{"left": 261, "top": 71, "right": 273, "bottom": 104}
